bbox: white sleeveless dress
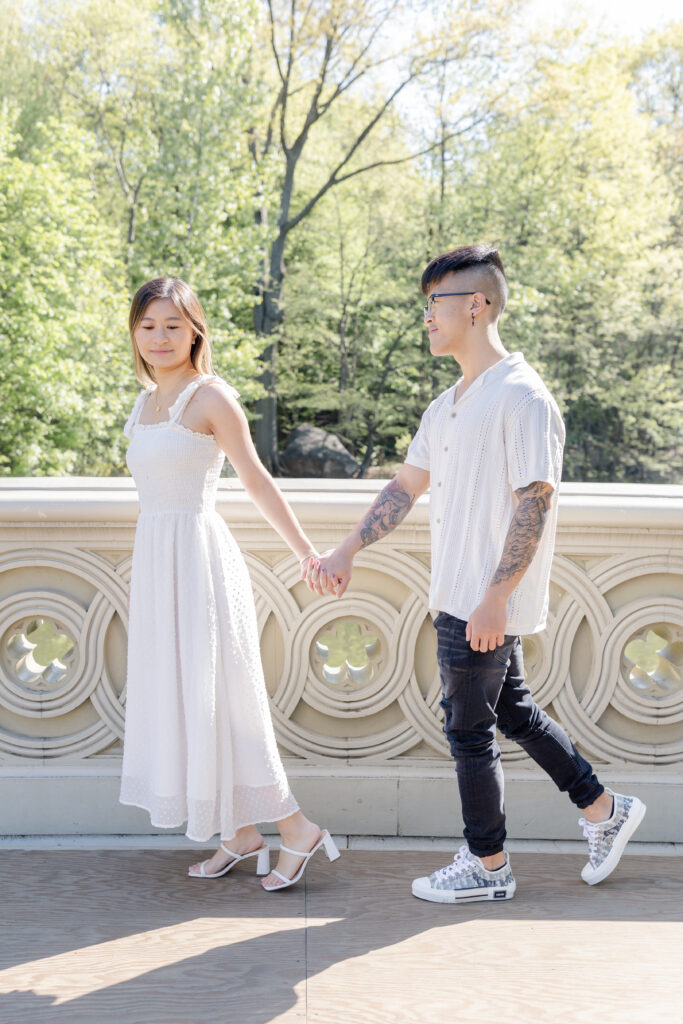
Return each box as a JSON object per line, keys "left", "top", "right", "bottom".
{"left": 120, "top": 374, "right": 299, "bottom": 842}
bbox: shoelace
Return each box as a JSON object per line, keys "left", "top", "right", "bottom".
{"left": 433, "top": 845, "right": 472, "bottom": 884}
{"left": 579, "top": 817, "right": 602, "bottom": 863}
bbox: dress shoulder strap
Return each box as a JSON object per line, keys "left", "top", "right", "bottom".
{"left": 168, "top": 374, "right": 240, "bottom": 423}
{"left": 123, "top": 388, "right": 152, "bottom": 439}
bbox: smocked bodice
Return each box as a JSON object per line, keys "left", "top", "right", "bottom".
{"left": 123, "top": 374, "right": 237, "bottom": 515}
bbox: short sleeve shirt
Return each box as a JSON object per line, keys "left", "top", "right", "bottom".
{"left": 405, "top": 352, "right": 565, "bottom": 635}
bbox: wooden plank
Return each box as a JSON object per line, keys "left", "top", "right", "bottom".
{"left": 0, "top": 850, "right": 680, "bottom": 1023}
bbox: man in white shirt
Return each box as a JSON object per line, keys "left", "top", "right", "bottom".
{"left": 306, "top": 244, "right": 645, "bottom": 902}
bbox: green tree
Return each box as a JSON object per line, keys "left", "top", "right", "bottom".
{"left": 33, "top": 0, "right": 268, "bottom": 399}
{"left": 437, "top": 40, "right": 682, "bottom": 480}
{"left": 628, "top": 23, "right": 683, "bottom": 375}
{"left": 277, "top": 111, "right": 429, "bottom": 473}
{"left": 3, "top": 3, "right": 680, "bottom": 481}
{"left": 0, "top": 114, "right": 130, "bottom": 474}
{"left": 247, "top": 0, "right": 521, "bottom": 470}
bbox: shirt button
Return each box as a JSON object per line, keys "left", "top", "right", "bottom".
{"left": 444, "top": 446, "right": 448, "bottom": 451}
{"left": 436, "top": 517, "right": 441, "bottom": 523}
{"left": 437, "top": 482, "right": 441, "bottom": 487}
{"left": 450, "top": 411, "right": 457, "bottom": 418}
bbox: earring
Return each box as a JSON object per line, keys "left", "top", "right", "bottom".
{"left": 471, "top": 313, "right": 475, "bottom": 327}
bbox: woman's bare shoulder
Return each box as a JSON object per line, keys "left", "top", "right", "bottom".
{"left": 200, "top": 377, "right": 240, "bottom": 407}
{"left": 200, "top": 375, "right": 238, "bottom": 395}
{"left": 192, "top": 378, "right": 242, "bottom": 429}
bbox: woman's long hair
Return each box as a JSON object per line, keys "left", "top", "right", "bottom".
{"left": 129, "top": 277, "right": 214, "bottom": 386}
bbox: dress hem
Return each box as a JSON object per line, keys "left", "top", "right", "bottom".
{"left": 119, "top": 796, "right": 301, "bottom": 844}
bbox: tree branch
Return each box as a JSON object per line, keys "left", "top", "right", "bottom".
{"left": 286, "top": 32, "right": 335, "bottom": 158}
{"left": 95, "top": 110, "right": 132, "bottom": 202}
{"left": 285, "top": 109, "right": 487, "bottom": 234}
{"left": 318, "top": 25, "right": 402, "bottom": 114}
{"left": 266, "top": 0, "right": 286, "bottom": 85}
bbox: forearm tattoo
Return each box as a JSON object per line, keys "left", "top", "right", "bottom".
{"left": 359, "top": 478, "right": 415, "bottom": 548}
{"left": 490, "top": 481, "right": 553, "bottom": 587}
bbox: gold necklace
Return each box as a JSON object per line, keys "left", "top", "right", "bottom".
{"left": 153, "top": 373, "right": 200, "bottom": 415}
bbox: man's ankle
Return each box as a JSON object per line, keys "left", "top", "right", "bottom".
{"left": 583, "top": 790, "right": 614, "bottom": 824}
{"left": 479, "top": 852, "right": 506, "bottom": 871}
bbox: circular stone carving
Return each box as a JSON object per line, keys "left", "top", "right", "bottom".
{"left": 314, "top": 619, "right": 381, "bottom": 690}
{"left": 6, "top": 616, "right": 77, "bottom": 690}
{"left": 554, "top": 591, "right": 683, "bottom": 764}
{"left": 0, "top": 594, "right": 106, "bottom": 717}
{"left": 0, "top": 548, "right": 129, "bottom": 760}
{"left": 249, "top": 547, "right": 438, "bottom": 760}
{"left": 622, "top": 624, "right": 682, "bottom": 699}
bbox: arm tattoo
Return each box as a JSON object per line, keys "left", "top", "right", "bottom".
{"left": 490, "top": 481, "right": 554, "bottom": 588}
{"left": 359, "top": 478, "right": 416, "bottom": 548}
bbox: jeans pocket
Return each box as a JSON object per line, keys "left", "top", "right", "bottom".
{"left": 491, "top": 636, "right": 516, "bottom": 666}
{"left": 436, "top": 620, "right": 471, "bottom": 668}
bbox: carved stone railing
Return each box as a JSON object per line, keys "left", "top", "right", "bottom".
{"left": 0, "top": 479, "right": 681, "bottom": 840}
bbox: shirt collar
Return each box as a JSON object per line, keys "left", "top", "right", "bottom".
{"left": 451, "top": 352, "right": 524, "bottom": 404}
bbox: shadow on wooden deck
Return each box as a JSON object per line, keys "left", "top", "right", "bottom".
{"left": 1, "top": 850, "right": 681, "bottom": 1024}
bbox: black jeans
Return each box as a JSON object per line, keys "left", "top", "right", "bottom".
{"left": 435, "top": 611, "right": 603, "bottom": 858}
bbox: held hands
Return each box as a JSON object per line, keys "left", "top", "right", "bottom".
{"left": 301, "top": 543, "right": 354, "bottom": 598}
{"left": 466, "top": 589, "right": 508, "bottom": 652}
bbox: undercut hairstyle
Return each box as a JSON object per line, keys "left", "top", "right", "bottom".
{"left": 129, "top": 277, "right": 214, "bottom": 386}
{"left": 421, "top": 244, "right": 509, "bottom": 320}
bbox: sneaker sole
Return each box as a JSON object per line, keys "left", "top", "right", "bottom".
{"left": 582, "top": 798, "right": 647, "bottom": 885}
{"left": 411, "top": 879, "right": 516, "bottom": 904}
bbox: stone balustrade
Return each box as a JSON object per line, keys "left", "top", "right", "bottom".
{"left": 0, "top": 479, "right": 681, "bottom": 841}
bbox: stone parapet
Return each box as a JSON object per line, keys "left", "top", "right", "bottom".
{"left": 1, "top": 479, "right": 681, "bottom": 839}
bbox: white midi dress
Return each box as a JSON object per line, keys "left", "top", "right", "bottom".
{"left": 119, "top": 374, "right": 299, "bottom": 842}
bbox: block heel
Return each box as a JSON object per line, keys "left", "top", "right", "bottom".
{"left": 322, "top": 831, "right": 341, "bottom": 862}
{"left": 262, "top": 828, "right": 340, "bottom": 891}
{"left": 256, "top": 844, "right": 271, "bottom": 875}
{"left": 188, "top": 841, "right": 270, "bottom": 879}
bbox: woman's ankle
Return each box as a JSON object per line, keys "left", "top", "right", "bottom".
{"left": 222, "top": 825, "right": 263, "bottom": 852}
{"left": 276, "top": 813, "right": 320, "bottom": 847}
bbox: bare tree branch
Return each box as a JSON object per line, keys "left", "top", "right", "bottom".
{"left": 95, "top": 110, "right": 133, "bottom": 201}
{"left": 318, "top": 23, "right": 404, "bottom": 114}
{"left": 329, "top": 115, "right": 489, "bottom": 186}
{"left": 266, "top": 0, "right": 286, "bottom": 85}
{"left": 286, "top": 32, "right": 335, "bottom": 158}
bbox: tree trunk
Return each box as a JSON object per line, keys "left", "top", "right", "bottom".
{"left": 252, "top": 146, "right": 303, "bottom": 473}
{"left": 253, "top": 227, "right": 287, "bottom": 473}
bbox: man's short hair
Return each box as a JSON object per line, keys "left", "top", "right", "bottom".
{"left": 421, "top": 244, "right": 508, "bottom": 319}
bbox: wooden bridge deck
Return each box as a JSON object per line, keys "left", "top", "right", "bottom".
{"left": 1, "top": 848, "right": 680, "bottom": 1024}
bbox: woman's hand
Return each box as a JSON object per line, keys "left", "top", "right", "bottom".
{"left": 299, "top": 552, "right": 319, "bottom": 581}
{"left": 305, "top": 543, "right": 354, "bottom": 598}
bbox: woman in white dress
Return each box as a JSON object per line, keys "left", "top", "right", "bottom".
{"left": 120, "top": 276, "right": 339, "bottom": 891}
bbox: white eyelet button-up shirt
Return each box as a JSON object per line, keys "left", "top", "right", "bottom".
{"left": 405, "top": 352, "right": 565, "bottom": 635}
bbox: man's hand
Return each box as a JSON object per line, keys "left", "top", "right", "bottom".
{"left": 466, "top": 590, "right": 507, "bottom": 652}
{"left": 305, "top": 541, "right": 355, "bottom": 598}
{"left": 466, "top": 480, "right": 554, "bottom": 651}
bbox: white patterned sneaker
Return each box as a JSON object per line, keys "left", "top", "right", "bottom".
{"left": 579, "top": 789, "right": 646, "bottom": 885}
{"left": 411, "top": 845, "right": 516, "bottom": 903}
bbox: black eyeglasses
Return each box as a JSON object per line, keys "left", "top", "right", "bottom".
{"left": 424, "top": 292, "right": 491, "bottom": 317}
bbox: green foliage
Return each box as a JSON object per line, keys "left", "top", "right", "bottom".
{"left": 0, "top": 0, "right": 270, "bottom": 477}
{"left": 32, "top": 0, "right": 268, "bottom": 375}
{"left": 423, "top": 40, "right": 683, "bottom": 481}
{"left": 0, "top": 113, "right": 131, "bottom": 474}
{"left": 278, "top": 145, "right": 430, "bottom": 470}
{"left": 0, "top": 2, "right": 681, "bottom": 481}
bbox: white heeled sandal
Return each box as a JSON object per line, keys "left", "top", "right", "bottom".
{"left": 262, "top": 829, "right": 340, "bottom": 891}
{"left": 189, "top": 842, "right": 270, "bottom": 879}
